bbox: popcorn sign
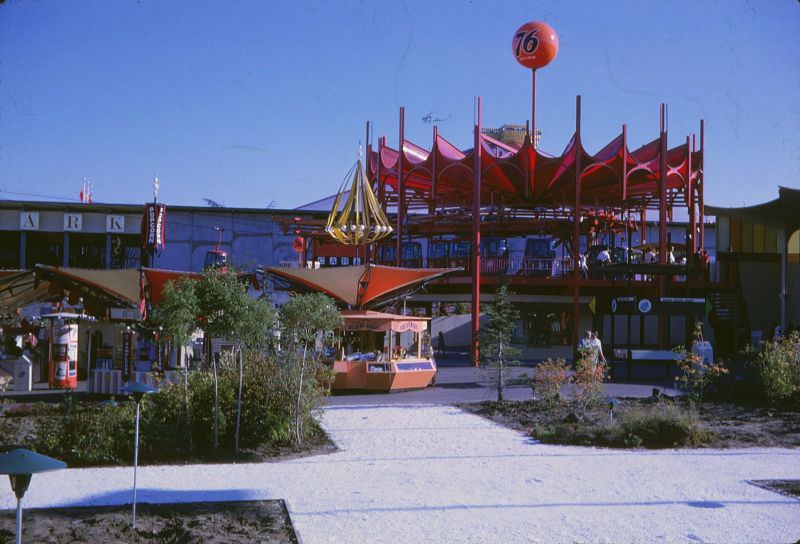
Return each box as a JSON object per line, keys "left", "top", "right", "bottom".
{"left": 141, "top": 203, "right": 166, "bottom": 249}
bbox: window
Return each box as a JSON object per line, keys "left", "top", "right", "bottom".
{"left": 25, "top": 232, "right": 64, "bottom": 267}
{"left": 0, "top": 232, "right": 20, "bottom": 269}
{"left": 69, "top": 233, "right": 106, "bottom": 268}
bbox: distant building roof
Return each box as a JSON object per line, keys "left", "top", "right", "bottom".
{"left": 705, "top": 186, "right": 800, "bottom": 233}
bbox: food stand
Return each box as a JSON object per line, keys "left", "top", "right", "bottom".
{"left": 328, "top": 310, "right": 436, "bottom": 392}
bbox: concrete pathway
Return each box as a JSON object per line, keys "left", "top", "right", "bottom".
{"left": 2, "top": 405, "right": 798, "bottom": 543}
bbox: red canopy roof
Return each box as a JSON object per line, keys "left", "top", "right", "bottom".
{"left": 266, "top": 264, "right": 457, "bottom": 308}
{"left": 368, "top": 129, "right": 700, "bottom": 210}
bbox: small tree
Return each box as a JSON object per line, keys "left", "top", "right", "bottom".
{"left": 153, "top": 270, "right": 275, "bottom": 453}
{"left": 150, "top": 276, "right": 198, "bottom": 453}
{"left": 195, "top": 270, "right": 276, "bottom": 452}
{"left": 232, "top": 294, "right": 276, "bottom": 451}
{"left": 280, "top": 292, "right": 341, "bottom": 448}
{"left": 479, "top": 283, "right": 520, "bottom": 403}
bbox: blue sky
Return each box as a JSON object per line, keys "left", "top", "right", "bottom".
{"left": 1, "top": 0, "right": 798, "bottom": 209}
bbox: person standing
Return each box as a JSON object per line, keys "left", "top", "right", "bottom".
{"left": 436, "top": 331, "right": 446, "bottom": 357}
{"left": 590, "top": 331, "right": 606, "bottom": 367}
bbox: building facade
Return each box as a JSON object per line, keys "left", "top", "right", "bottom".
{"left": 0, "top": 201, "right": 311, "bottom": 274}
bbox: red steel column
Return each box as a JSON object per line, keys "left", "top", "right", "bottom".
{"left": 640, "top": 208, "right": 646, "bottom": 245}
{"left": 378, "top": 137, "right": 385, "bottom": 207}
{"left": 699, "top": 120, "right": 705, "bottom": 250}
{"left": 471, "top": 97, "right": 483, "bottom": 366}
{"left": 396, "top": 107, "right": 405, "bottom": 267}
{"left": 658, "top": 105, "right": 668, "bottom": 348}
{"left": 658, "top": 104, "right": 668, "bottom": 264}
{"left": 531, "top": 69, "right": 537, "bottom": 137}
{"left": 430, "top": 126, "right": 438, "bottom": 216}
{"left": 621, "top": 124, "right": 628, "bottom": 201}
{"left": 572, "top": 96, "right": 582, "bottom": 362}
{"left": 687, "top": 135, "right": 696, "bottom": 258}
{"left": 364, "top": 121, "right": 372, "bottom": 264}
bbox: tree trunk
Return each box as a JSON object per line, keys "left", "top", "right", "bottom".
{"left": 498, "top": 338, "right": 504, "bottom": 403}
{"left": 212, "top": 355, "right": 219, "bottom": 451}
{"left": 184, "top": 366, "right": 193, "bottom": 453}
{"left": 235, "top": 347, "right": 243, "bottom": 453}
{"left": 295, "top": 345, "right": 307, "bottom": 449}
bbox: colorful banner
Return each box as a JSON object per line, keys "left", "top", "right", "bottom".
{"left": 141, "top": 203, "right": 166, "bottom": 249}
{"left": 122, "top": 331, "right": 133, "bottom": 381}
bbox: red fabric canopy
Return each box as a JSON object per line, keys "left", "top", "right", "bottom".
{"left": 266, "top": 264, "right": 457, "bottom": 308}
{"left": 368, "top": 130, "right": 699, "bottom": 209}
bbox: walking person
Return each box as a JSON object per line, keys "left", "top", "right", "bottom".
{"left": 590, "top": 331, "right": 606, "bottom": 368}
{"left": 436, "top": 331, "right": 446, "bottom": 358}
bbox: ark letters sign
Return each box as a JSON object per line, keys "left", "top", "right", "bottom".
{"left": 19, "top": 212, "right": 40, "bottom": 230}
{"left": 106, "top": 215, "right": 125, "bottom": 233}
{"left": 64, "top": 213, "right": 83, "bottom": 232}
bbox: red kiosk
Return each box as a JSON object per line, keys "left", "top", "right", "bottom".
{"left": 43, "top": 313, "right": 95, "bottom": 389}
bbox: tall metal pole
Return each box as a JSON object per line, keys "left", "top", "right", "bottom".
{"left": 471, "top": 97, "right": 483, "bottom": 367}
{"left": 15, "top": 498, "right": 22, "bottom": 544}
{"left": 699, "top": 120, "right": 705, "bottom": 250}
{"left": 396, "top": 107, "right": 405, "bottom": 268}
{"left": 658, "top": 105, "right": 668, "bottom": 348}
{"left": 132, "top": 400, "right": 141, "bottom": 529}
{"left": 572, "top": 96, "right": 582, "bottom": 362}
{"left": 531, "top": 69, "right": 537, "bottom": 137}
{"left": 687, "top": 135, "right": 696, "bottom": 258}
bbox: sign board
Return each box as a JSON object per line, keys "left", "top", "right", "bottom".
{"left": 106, "top": 215, "right": 125, "bottom": 233}
{"left": 141, "top": 203, "right": 166, "bottom": 249}
{"left": 19, "top": 212, "right": 40, "bottom": 230}
{"left": 109, "top": 308, "right": 142, "bottom": 321}
{"left": 63, "top": 213, "right": 83, "bottom": 232}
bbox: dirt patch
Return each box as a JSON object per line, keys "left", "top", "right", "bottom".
{"left": 458, "top": 398, "right": 800, "bottom": 449}
{"left": 0, "top": 500, "right": 298, "bottom": 544}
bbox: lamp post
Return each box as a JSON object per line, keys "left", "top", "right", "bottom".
{"left": 121, "top": 381, "right": 157, "bottom": 529}
{"left": 606, "top": 397, "right": 620, "bottom": 425}
{"left": 0, "top": 449, "right": 66, "bottom": 544}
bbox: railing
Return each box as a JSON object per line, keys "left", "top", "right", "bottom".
{"left": 512, "top": 257, "right": 573, "bottom": 278}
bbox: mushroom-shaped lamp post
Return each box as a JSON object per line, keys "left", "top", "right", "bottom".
{"left": 606, "top": 397, "right": 620, "bottom": 425}
{"left": 121, "top": 381, "right": 157, "bottom": 529}
{"left": 0, "top": 448, "right": 66, "bottom": 544}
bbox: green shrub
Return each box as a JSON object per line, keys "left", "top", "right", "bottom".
{"left": 529, "top": 402, "right": 713, "bottom": 449}
{"left": 757, "top": 332, "right": 800, "bottom": 408}
{"left": 33, "top": 398, "right": 135, "bottom": 466}
{"left": 613, "top": 403, "right": 711, "bottom": 448}
{"left": 18, "top": 348, "right": 332, "bottom": 466}
{"left": 533, "top": 358, "right": 570, "bottom": 405}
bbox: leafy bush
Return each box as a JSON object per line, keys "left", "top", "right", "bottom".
{"left": 572, "top": 356, "right": 608, "bottom": 411}
{"left": 33, "top": 398, "right": 135, "bottom": 466}
{"left": 532, "top": 358, "right": 570, "bottom": 405}
{"left": 530, "top": 402, "right": 712, "bottom": 449}
{"left": 612, "top": 403, "right": 712, "bottom": 448}
{"left": 674, "top": 346, "right": 729, "bottom": 403}
{"left": 15, "top": 348, "right": 332, "bottom": 466}
{"left": 757, "top": 332, "right": 800, "bottom": 408}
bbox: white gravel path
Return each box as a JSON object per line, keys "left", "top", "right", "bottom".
{"left": 2, "top": 404, "right": 799, "bottom": 543}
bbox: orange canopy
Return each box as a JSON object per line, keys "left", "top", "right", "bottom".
{"left": 266, "top": 264, "right": 457, "bottom": 308}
